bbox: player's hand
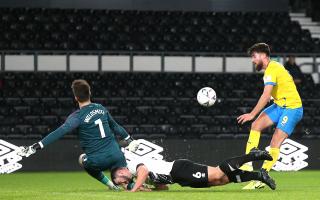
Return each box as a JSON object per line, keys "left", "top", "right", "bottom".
{"left": 17, "top": 143, "right": 41, "bottom": 158}
{"left": 127, "top": 140, "right": 140, "bottom": 152}
{"left": 17, "top": 144, "right": 37, "bottom": 157}
{"left": 237, "top": 113, "right": 255, "bottom": 124}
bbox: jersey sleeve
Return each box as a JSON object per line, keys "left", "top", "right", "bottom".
{"left": 263, "top": 67, "right": 277, "bottom": 86}
{"left": 107, "top": 111, "right": 130, "bottom": 140}
{"left": 126, "top": 157, "right": 144, "bottom": 175}
{"left": 40, "top": 111, "right": 81, "bottom": 147}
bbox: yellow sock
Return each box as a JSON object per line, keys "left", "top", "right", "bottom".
{"left": 262, "top": 147, "right": 280, "bottom": 171}
{"left": 245, "top": 130, "right": 261, "bottom": 154}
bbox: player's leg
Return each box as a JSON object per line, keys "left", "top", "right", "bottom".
{"left": 208, "top": 148, "right": 272, "bottom": 186}
{"left": 217, "top": 150, "right": 275, "bottom": 190}
{"left": 214, "top": 148, "right": 276, "bottom": 189}
{"left": 261, "top": 129, "right": 286, "bottom": 171}
{"left": 221, "top": 148, "right": 272, "bottom": 170}
{"left": 212, "top": 165, "right": 276, "bottom": 190}
{"left": 262, "top": 107, "right": 303, "bottom": 171}
{"left": 249, "top": 107, "right": 304, "bottom": 189}
{"left": 246, "top": 112, "right": 274, "bottom": 153}
{"left": 214, "top": 165, "right": 276, "bottom": 190}
{"left": 245, "top": 104, "right": 277, "bottom": 154}
{"left": 217, "top": 148, "right": 272, "bottom": 183}
{"left": 78, "top": 154, "right": 118, "bottom": 190}
{"left": 241, "top": 105, "right": 277, "bottom": 171}
{"left": 242, "top": 105, "right": 280, "bottom": 189}
{"left": 207, "top": 166, "right": 229, "bottom": 186}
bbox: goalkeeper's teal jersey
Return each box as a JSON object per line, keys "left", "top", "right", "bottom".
{"left": 40, "top": 103, "right": 129, "bottom": 156}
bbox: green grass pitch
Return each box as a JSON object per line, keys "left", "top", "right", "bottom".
{"left": 1, "top": 171, "right": 320, "bottom": 200}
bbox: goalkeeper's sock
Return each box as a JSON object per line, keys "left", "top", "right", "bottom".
{"left": 262, "top": 147, "right": 280, "bottom": 171}
{"left": 245, "top": 130, "right": 261, "bottom": 154}
{"left": 100, "top": 175, "right": 112, "bottom": 186}
{"left": 84, "top": 168, "right": 111, "bottom": 186}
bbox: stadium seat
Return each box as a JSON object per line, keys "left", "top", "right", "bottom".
{"left": 0, "top": 8, "right": 318, "bottom": 52}
{"left": 0, "top": 72, "right": 318, "bottom": 139}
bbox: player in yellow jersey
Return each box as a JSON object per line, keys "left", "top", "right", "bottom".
{"left": 237, "top": 43, "right": 303, "bottom": 189}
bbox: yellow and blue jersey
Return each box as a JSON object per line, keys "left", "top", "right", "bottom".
{"left": 263, "top": 60, "right": 302, "bottom": 109}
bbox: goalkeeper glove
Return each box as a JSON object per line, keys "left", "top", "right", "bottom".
{"left": 17, "top": 142, "right": 42, "bottom": 158}
{"left": 125, "top": 136, "right": 140, "bottom": 152}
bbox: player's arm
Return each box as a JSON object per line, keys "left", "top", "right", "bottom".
{"left": 18, "top": 112, "right": 80, "bottom": 157}
{"left": 130, "top": 164, "right": 149, "bottom": 192}
{"left": 250, "top": 85, "right": 273, "bottom": 117}
{"left": 107, "top": 111, "right": 139, "bottom": 152}
{"left": 40, "top": 112, "right": 80, "bottom": 147}
{"left": 107, "top": 111, "right": 130, "bottom": 139}
{"left": 237, "top": 85, "right": 273, "bottom": 124}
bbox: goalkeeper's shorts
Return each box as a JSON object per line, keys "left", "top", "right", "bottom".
{"left": 170, "top": 159, "right": 209, "bottom": 188}
{"left": 83, "top": 151, "right": 127, "bottom": 171}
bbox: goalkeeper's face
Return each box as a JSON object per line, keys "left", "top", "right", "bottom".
{"left": 251, "top": 52, "right": 264, "bottom": 72}
{"left": 113, "top": 168, "right": 133, "bottom": 186}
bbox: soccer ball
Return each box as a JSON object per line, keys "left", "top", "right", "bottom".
{"left": 197, "top": 87, "right": 216, "bottom": 107}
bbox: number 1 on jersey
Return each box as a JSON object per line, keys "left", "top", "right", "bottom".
{"left": 95, "top": 118, "right": 106, "bottom": 138}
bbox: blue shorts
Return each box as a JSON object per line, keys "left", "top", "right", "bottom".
{"left": 262, "top": 104, "right": 303, "bottom": 136}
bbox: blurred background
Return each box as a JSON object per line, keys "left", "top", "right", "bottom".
{"left": 0, "top": 0, "right": 319, "bottom": 171}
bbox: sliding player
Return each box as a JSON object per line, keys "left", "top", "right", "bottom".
{"left": 111, "top": 148, "right": 276, "bottom": 191}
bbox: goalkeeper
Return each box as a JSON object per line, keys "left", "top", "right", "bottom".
{"left": 19, "top": 79, "right": 139, "bottom": 190}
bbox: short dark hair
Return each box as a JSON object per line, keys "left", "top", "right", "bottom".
{"left": 247, "top": 43, "right": 270, "bottom": 57}
{"left": 110, "top": 167, "right": 121, "bottom": 185}
{"left": 71, "top": 79, "right": 91, "bottom": 102}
